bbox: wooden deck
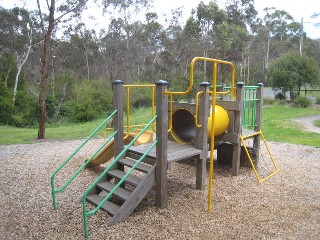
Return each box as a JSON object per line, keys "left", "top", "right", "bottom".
{"left": 128, "top": 140, "right": 202, "bottom": 163}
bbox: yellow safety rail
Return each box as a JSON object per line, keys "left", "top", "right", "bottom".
{"left": 195, "top": 91, "right": 204, "bottom": 127}
{"left": 123, "top": 84, "right": 156, "bottom": 137}
{"left": 240, "top": 131, "right": 278, "bottom": 183}
{"left": 164, "top": 56, "right": 236, "bottom": 212}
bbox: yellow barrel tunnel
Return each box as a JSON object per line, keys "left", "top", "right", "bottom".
{"left": 171, "top": 105, "right": 229, "bottom": 144}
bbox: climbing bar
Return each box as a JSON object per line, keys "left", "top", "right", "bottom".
{"left": 50, "top": 109, "right": 118, "bottom": 210}
{"left": 124, "top": 84, "right": 156, "bottom": 134}
{"left": 195, "top": 91, "right": 204, "bottom": 128}
{"left": 240, "top": 130, "right": 278, "bottom": 183}
{"left": 165, "top": 57, "right": 235, "bottom": 96}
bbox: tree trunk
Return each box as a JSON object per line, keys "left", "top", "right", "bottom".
{"left": 13, "top": 28, "right": 33, "bottom": 107}
{"left": 38, "top": 0, "right": 55, "bottom": 139}
{"left": 52, "top": 82, "right": 67, "bottom": 121}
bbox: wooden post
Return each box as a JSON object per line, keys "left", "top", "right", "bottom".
{"left": 195, "top": 82, "right": 210, "bottom": 190}
{"left": 232, "top": 82, "right": 244, "bottom": 176}
{"left": 112, "top": 80, "right": 124, "bottom": 169}
{"left": 253, "top": 83, "right": 264, "bottom": 162}
{"left": 155, "top": 80, "right": 168, "bottom": 209}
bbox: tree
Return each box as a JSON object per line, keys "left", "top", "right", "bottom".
{"left": 0, "top": 7, "right": 35, "bottom": 107}
{"left": 36, "top": 0, "right": 89, "bottom": 139}
{"left": 268, "top": 52, "right": 319, "bottom": 100}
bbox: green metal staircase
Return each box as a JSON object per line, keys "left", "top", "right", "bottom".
{"left": 84, "top": 155, "right": 156, "bottom": 227}
{"left": 51, "top": 112, "right": 157, "bottom": 238}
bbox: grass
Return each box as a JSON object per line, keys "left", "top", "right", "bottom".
{"left": 314, "top": 119, "right": 320, "bottom": 128}
{"left": 0, "top": 107, "right": 153, "bottom": 145}
{"left": 0, "top": 105, "right": 319, "bottom": 146}
{"left": 262, "top": 105, "right": 320, "bottom": 147}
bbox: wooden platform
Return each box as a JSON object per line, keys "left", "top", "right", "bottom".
{"left": 128, "top": 140, "right": 202, "bottom": 163}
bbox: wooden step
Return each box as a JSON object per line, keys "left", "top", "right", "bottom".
{"left": 119, "top": 158, "right": 153, "bottom": 173}
{"left": 86, "top": 194, "right": 120, "bottom": 216}
{"left": 97, "top": 181, "right": 131, "bottom": 201}
{"left": 107, "top": 169, "right": 141, "bottom": 186}
{"left": 126, "top": 150, "right": 156, "bottom": 165}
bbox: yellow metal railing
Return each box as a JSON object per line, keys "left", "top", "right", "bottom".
{"left": 123, "top": 84, "right": 156, "bottom": 136}
{"left": 240, "top": 131, "right": 278, "bottom": 183}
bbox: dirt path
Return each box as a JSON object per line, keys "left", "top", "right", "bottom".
{"left": 293, "top": 114, "right": 320, "bottom": 134}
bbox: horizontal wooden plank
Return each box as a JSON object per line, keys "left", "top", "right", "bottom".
{"left": 129, "top": 140, "right": 202, "bottom": 163}
{"left": 97, "top": 181, "right": 131, "bottom": 201}
{"left": 107, "top": 169, "right": 141, "bottom": 186}
{"left": 216, "top": 100, "right": 241, "bottom": 111}
{"left": 86, "top": 194, "right": 120, "bottom": 216}
{"left": 215, "top": 133, "right": 240, "bottom": 144}
{"left": 119, "top": 158, "right": 152, "bottom": 173}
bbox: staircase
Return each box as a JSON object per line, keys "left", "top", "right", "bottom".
{"left": 85, "top": 151, "right": 156, "bottom": 226}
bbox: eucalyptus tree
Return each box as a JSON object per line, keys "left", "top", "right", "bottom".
{"left": 254, "top": 8, "right": 300, "bottom": 83}
{"left": 0, "top": 7, "right": 35, "bottom": 106}
{"left": 36, "top": 0, "right": 89, "bottom": 139}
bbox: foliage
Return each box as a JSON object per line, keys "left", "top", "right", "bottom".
{"left": 1, "top": 2, "right": 320, "bottom": 135}
{"left": 293, "top": 96, "right": 311, "bottom": 108}
{"left": 314, "top": 120, "right": 320, "bottom": 128}
{"left": 1, "top": 105, "right": 319, "bottom": 146}
{"left": 61, "top": 79, "right": 112, "bottom": 122}
{"left": 268, "top": 52, "right": 320, "bottom": 100}
{"left": 274, "top": 92, "right": 286, "bottom": 100}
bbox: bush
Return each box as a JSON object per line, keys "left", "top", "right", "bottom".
{"left": 293, "top": 96, "right": 311, "bottom": 108}
{"left": 316, "top": 97, "right": 320, "bottom": 104}
{"left": 275, "top": 92, "right": 286, "bottom": 100}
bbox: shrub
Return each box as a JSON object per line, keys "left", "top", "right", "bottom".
{"left": 293, "top": 96, "right": 311, "bottom": 108}
{"left": 275, "top": 92, "right": 286, "bottom": 100}
{"left": 316, "top": 97, "right": 320, "bottom": 104}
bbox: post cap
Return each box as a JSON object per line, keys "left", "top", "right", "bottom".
{"left": 200, "top": 81, "right": 210, "bottom": 87}
{"left": 155, "top": 80, "right": 169, "bottom": 86}
{"left": 113, "top": 80, "right": 124, "bottom": 85}
{"left": 236, "top": 82, "right": 245, "bottom": 87}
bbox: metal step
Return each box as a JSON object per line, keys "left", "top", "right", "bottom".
{"left": 97, "top": 181, "right": 131, "bottom": 201}
{"left": 86, "top": 194, "right": 120, "bottom": 216}
{"left": 107, "top": 169, "right": 141, "bottom": 186}
{"left": 119, "top": 158, "right": 153, "bottom": 173}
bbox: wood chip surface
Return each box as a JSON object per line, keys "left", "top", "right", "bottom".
{"left": 0, "top": 139, "right": 319, "bottom": 239}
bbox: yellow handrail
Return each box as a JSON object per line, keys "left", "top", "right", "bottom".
{"left": 166, "top": 57, "right": 236, "bottom": 135}
{"left": 123, "top": 84, "right": 156, "bottom": 136}
{"left": 195, "top": 91, "right": 204, "bottom": 128}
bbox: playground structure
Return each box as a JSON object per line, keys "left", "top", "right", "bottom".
{"left": 51, "top": 57, "right": 278, "bottom": 238}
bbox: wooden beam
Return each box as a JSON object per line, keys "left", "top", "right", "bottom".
{"left": 232, "top": 82, "right": 244, "bottom": 176}
{"left": 112, "top": 80, "right": 124, "bottom": 170}
{"left": 253, "top": 83, "right": 264, "bottom": 163}
{"left": 195, "top": 82, "right": 210, "bottom": 190}
{"left": 155, "top": 80, "right": 169, "bottom": 209}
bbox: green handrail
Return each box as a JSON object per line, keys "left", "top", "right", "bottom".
{"left": 51, "top": 109, "right": 118, "bottom": 210}
{"left": 82, "top": 115, "right": 157, "bottom": 238}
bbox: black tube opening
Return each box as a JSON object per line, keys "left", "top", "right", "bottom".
{"left": 171, "top": 108, "right": 196, "bottom": 144}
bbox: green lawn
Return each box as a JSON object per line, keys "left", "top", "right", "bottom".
{"left": 0, "top": 107, "right": 154, "bottom": 145}
{"left": 262, "top": 106, "right": 320, "bottom": 146}
{"left": 314, "top": 119, "right": 320, "bottom": 128}
{"left": 0, "top": 105, "right": 319, "bottom": 146}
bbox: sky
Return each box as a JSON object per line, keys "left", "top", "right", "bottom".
{"left": 0, "top": 0, "right": 319, "bottom": 39}
{"left": 152, "top": 0, "right": 319, "bottom": 39}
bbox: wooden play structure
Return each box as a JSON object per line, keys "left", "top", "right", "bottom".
{"left": 51, "top": 57, "right": 278, "bottom": 238}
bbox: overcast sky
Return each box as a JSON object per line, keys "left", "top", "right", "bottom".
{"left": 152, "top": 0, "right": 319, "bottom": 39}
{"left": 0, "top": 0, "right": 319, "bottom": 39}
